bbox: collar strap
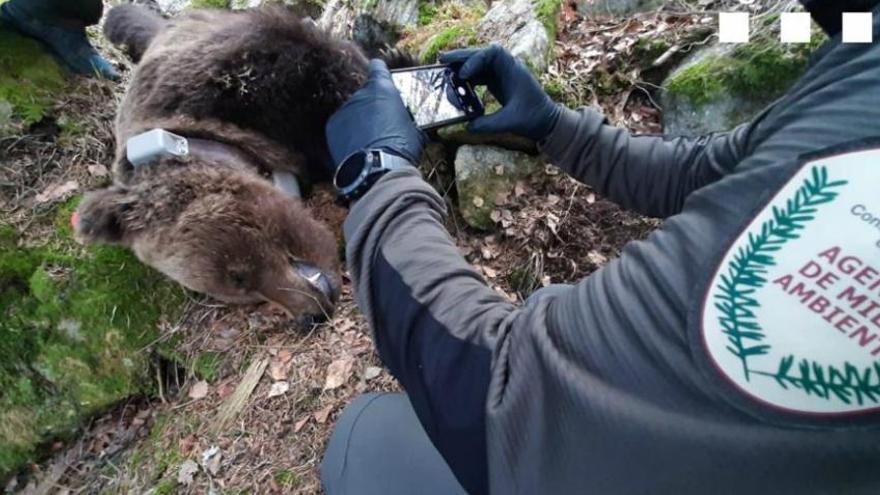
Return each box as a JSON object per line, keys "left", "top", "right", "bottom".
{"left": 125, "top": 128, "right": 302, "bottom": 198}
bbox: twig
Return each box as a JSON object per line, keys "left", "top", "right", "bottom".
{"left": 211, "top": 356, "right": 268, "bottom": 433}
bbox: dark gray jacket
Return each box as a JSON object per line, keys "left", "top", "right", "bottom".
{"left": 343, "top": 20, "right": 880, "bottom": 495}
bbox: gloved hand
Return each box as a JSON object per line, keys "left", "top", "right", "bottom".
{"left": 440, "top": 45, "right": 561, "bottom": 141}
{"left": 326, "top": 59, "right": 425, "bottom": 170}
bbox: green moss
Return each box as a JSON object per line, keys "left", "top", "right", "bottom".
{"left": 0, "top": 28, "right": 66, "bottom": 127}
{"left": 543, "top": 79, "right": 565, "bottom": 103}
{"left": 418, "top": 1, "right": 438, "bottom": 26}
{"left": 399, "top": 2, "right": 485, "bottom": 63}
{"left": 190, "top": 0, "right": 231, "bottom": 8}
{"left": 154, "top": 478, "right": 178, "bottom": 495}
{"left": 274, "top": 469, "right": 301, "bottom": 489}
{"left": 509, "top": 263, "right": 541, "bottom": 296}
{"left": 634, "top": 38, "right": 670, "bottom": 66}
{"left": 57, "top": 113, "right": 89, "bottom": 148}
{"left": 535, "top": 0, "right": 562, "bottom": 41}
{"left": 0, "top": 201, "right": 186, "bottom": 478}
{"left": 193, "top": 351, "right": 223, "bottom": 382}
{"left": 666, "top": 31, "right": 826, "bottom": 107}
{"left": 665, "top": 58, "right": 725, "bottom": 107}
{"left": 421, "top": 25, "right": 477, "bottom": 63}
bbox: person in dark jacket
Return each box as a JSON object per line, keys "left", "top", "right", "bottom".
{"left": 321, "top": 1, "right": 880, "bottom": 493}
{"left": 0, "top": 0, "right": 119, "bottom": 80}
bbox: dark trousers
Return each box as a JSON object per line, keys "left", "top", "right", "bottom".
{"left": 321, "top": 393, "right": 468, "bottom": 495}
{"left": 10, "top": 0, "right": 103, "bottom": 26}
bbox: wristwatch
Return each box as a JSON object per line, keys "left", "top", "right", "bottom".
{"left": 333, "top": 149, "right": 412, "bottom": 201}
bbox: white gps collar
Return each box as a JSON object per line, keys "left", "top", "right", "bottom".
{"left": 126, "top": 129, "right": 189, "bottom": 167}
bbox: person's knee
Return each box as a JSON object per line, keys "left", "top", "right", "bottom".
{"left": 321, "top": 393, "right": 389, "bottom": 491}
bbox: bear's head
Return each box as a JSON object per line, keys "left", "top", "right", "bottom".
{"left": 73, "top": 163, "right": 340, "bottom": 322}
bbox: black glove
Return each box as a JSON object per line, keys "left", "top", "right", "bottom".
{"left": 326, "top": 59, "right": 426, "bottom": 170}
{"left": 440, "top": 45, "right": 562, "bottom": 142}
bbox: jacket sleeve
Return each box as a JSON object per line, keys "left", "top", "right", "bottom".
{"left": 539, "top": 106, "right": 759, "bottom": 218}
{"left": 344, "top": 168, "right": 560, "bottom": 495}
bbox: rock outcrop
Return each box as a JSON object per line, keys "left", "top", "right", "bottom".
{"left": 318, "top": 0, "right": 419, "bottom": 55}
{"left": 478, "top": 0, "right": 559, "bottom": 73}
{"left": 661, "top": 34, "right": 823, "bottom": 135}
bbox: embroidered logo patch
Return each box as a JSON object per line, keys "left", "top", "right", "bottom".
{"left": 702, "top": 147, "right": 880, "bottom": 415}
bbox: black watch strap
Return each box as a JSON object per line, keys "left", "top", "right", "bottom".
{"left": 335, "top": 150, "right": 412, "bottom": 202}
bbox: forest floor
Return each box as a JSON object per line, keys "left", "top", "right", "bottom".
{"left": 2, "top": 1, "right": 731, "bottom": 493}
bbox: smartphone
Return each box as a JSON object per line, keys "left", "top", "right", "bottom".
{"left": 390, "top": 64, "right": 484, "bottom": 130}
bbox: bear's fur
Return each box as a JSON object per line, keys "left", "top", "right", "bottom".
{"left": 75, "top": 5, "right": 378, "bottom": 320}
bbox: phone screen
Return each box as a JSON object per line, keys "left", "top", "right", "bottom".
{"left": 391, "top": 66, "right": 477, "bottom": 129}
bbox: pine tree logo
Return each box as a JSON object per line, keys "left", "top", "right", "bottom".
{"left": 706, "top": 164, "right": 880, "bottom": 411}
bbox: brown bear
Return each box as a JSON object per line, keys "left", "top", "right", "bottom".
{"left": 74, "top": 4, "right": 378, "bottom": 321}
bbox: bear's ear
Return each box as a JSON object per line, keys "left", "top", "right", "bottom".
{"left": 73, "top": 187, "right": 135, "bottom": 245}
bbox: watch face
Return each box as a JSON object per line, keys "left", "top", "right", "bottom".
{"left": 334, "top": 151, "right": 368, "bottom": 190}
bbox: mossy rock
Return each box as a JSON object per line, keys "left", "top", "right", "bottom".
{"left": 0, "top": 27, "right": 66, "bottom": 134}
{"left": 454, "top": 145, "right": 541, "bottom": 230}
{"left": 0, "top": 201, "right": 186, "bottom": 479}
{"left": 437, "top": 123, "right": 537, "bottom": 154}
{"left": 398, "top": 1, "right": 486, "bottom": 63}
{"left": 534, "top": 0, "right": 562, "bottom": 42}
{"left": 661, "top": 33, "right": 826, "bottom": 135}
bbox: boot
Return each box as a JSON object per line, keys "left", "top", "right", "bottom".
{"left": 0, "top": 0, "right": 119, "bottom": 80}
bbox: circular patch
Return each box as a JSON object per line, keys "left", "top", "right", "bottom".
{"left": 701, "top": 147, "right": 880, "bottom": 415}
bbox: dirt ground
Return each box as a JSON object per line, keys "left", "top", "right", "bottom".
{"left": 1, "top": 2, "right": 726, "bottom": 493}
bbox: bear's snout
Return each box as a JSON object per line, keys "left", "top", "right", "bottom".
{"left": 294, "top": 262, "right": 340, "bottom": 305}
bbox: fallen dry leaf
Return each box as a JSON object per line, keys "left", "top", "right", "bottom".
{"left": 268, "top": 350, "right": 293, "bottom": 381}
{"left": 335, "top": 319, "right": 356, "bottom": 333}
{"left": 177, "top": 460, "right": 199, "bottom": 486}
{"left": 188, "top": 380, "right": 209, "bottom": 400}
{"left": 267, "top": 381, "right": 289, "bottom": 398}
{"left": 201, "top": 446, "right": 222, "bottom": 476}
{"left": 323, "top": 357, "right": 354, "bottom": 390}
{"left": 215, "top": 380, "right": 235, "bottom": 400}
{"left": 364, "top": 366, "right": 382, "bottom": 381}
{"left": 179, "top": 434, "right": 199, "bottom": 456}
{"left": 481, "top": 246, "right": 496, "bottom": 260}
{"left": 545, "top": 213, "right": 560, "bottom": 235}
{"left": 588, "top": 251, "right": 609, "bottom": 266}
{"left": 35, "top": 180, "right": 78, "bottom": 204}
{"left": 314, "top": 404, "right": 335, "bottom": 424}
{"left": 87, "top": 164, "right": 109, "bottom": 177}
{"left": 294, "top": 416, "right": 310, "bottom": 433}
